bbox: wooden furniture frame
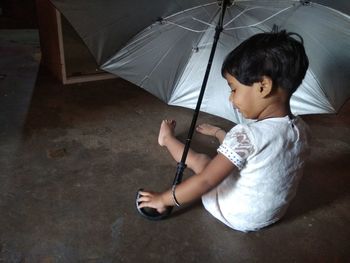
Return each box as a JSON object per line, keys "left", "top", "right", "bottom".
{"left": 36, "top": 0, "right": 116, "bottom": 84}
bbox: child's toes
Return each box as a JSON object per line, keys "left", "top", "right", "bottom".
{"left": 165, "top": 119, "right": 176, "bottom": 129}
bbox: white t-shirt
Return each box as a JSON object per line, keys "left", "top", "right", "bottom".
{"left": 202, "top": 116, "right": 309, "bottom": 232}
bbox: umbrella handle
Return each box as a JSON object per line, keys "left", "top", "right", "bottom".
{"left": 136, "top": 162, "right": 185, "bottom": 220}
{"left": 136, "top": 189, "right": 173, "bottom": 220}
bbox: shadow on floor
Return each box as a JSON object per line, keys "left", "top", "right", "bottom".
{"left": 285, "top": 151, "right": 350, "bottom": 221}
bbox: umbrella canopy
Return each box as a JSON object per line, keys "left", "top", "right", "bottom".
{"left": 50, "top": 0, "right": 350, "bottom": 123}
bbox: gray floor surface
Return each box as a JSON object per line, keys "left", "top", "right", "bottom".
{"left": 1, "top": 30, "right": 349, "bottom": 263}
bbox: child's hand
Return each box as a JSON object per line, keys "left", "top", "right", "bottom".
{"left": 196, "top": 123, "right": 222, "bottom": 137}
{"left": 137, "top": 190, "right": 168, "bottom": 214}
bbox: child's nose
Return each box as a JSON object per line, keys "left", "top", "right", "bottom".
{"left": 229, "top": 96, "right": 236, "bottom": 108}
{"left": 229, "top": 93, "right": 235, "bottom": 104}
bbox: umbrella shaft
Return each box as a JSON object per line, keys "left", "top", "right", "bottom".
{"left": 174, "top": 0, "right": 229, "bottom": 184}
{"left": 181, "top": 27, "right": 222, "bottom": 162}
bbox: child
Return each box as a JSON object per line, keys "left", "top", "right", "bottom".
{"left": 137, "top": 29, "right": 310, "bottom": 232}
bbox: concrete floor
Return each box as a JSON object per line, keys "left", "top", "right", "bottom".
{"left": 1, "top": 31, "right": 350, "bottom": 263}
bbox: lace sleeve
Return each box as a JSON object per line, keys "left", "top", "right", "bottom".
{"left": 217, "top": 125, "right": 254, "bottom": 170}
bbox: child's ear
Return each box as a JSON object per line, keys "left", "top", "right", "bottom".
{"left": 257, "top": 76, "right": 273, "bottom": 98}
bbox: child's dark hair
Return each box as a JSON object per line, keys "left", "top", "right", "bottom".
{"left": 221, "top": 28, "right": 309, "bottom": 94}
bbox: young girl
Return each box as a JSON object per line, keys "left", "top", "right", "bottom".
{"left": 137, "top": 29, "right": 310, "bottom": 232}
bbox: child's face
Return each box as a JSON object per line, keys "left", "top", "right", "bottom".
{"left": 225, "top": 73, "right": 264, "bottom": 120}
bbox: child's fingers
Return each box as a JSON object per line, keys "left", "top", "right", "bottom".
{"left": 196, "top": 124, "right": 204, "bottom": 131}
{"left": 137, "top": 192, "right": 154, "bottom": 205}
{"left": 137, "top": 195, "right": 151, "bottom": 202}
{"left": 197, "top": 123, "right": 221, "bottom": 136}
{"left": 196, "top": 124, "right": 211, "bottom": 133}
{"left": 197, "top": 123, "right": 211, "bottom": 128}
{"left": 137, "top": 195, "right": 157, "bottom": 208}
{"left": 138, "top": 201, "right": 166, "bottom": 214}
{"left": 137, "top": 191, "right": 158, "bottom": 202}
{"left": 138, "top": 190, "right": 153, "bottom": 196}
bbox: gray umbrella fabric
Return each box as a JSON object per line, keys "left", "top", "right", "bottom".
{"left": 50, "top": 0, "right": 350, "bottom": 123}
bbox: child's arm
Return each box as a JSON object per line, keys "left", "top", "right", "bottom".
{"left": 214, "top": 129, "right": 226, "bottom": 144}
{"left": 137, "top": 153, "right": 236, "bottom": 213}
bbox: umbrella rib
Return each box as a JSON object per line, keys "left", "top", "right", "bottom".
{"left": 192, "top": 17, "right": 216, "bottom": 28}
{"left": 140, "top": 45, "right": 175, "bottom": 87}
{"left": 165, "top": 2, "right": 216, "bottom": 20}
{"left": 163, "top": 20, "right": 212, "bottom": 33}
{"left": 224, "top": 6, "right": 272, "bottom": 27}
{"left": 224, "top": 4, "right": 295, "bottom": 30}
{"left": 162, "top": 2, "right": 221, "bottom": 33}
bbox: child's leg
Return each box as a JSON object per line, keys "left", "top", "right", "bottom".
{"left": 158, "top": 120, "right": 211, "bottom": 174}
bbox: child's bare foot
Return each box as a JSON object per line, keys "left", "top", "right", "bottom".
{"left": 196, "top": 123, "right": 222, "bottom": 137}
{"left": 158, "top": 119, "right": 176, "bottom": 146}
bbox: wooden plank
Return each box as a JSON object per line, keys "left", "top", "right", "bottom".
{"left": 35, "top": 0, "right": 117, "bottom": 84}
{"left": 64, "top": 73, "right": 117, "bottom": 85}
{"left": 36, "top": 0, "right": 64, "bottom": 82}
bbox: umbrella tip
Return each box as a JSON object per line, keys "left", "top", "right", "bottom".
{"left": 217, "top": 0, "right": 235, "bottom": 7}
{"left": 156, "top": 17, "right": 165, "bottom": 24}
{"left": 300, "top": 0, "right": 311, "bottom": 6}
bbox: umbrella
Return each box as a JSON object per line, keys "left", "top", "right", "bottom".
{"left": 49, "top": 0, "right": 350, "bottom": 124}
{"left": 49, "top": 0, "right": 350, "bottom": 218}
